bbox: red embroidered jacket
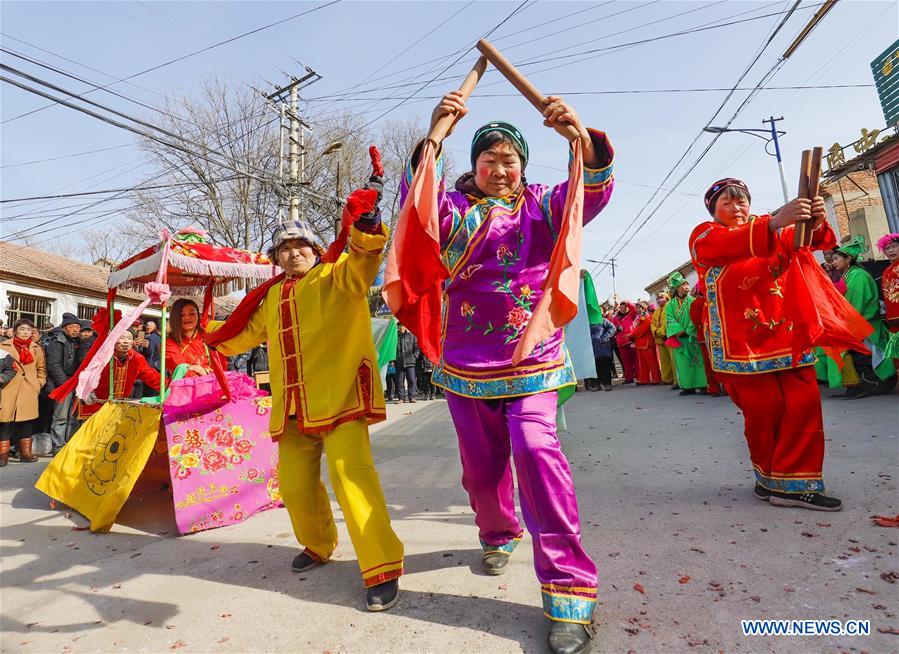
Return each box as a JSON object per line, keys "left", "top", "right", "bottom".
{"left": 76, "top": 350, "right": 161, "bottom": 418}
{"left": 628, "top": 314, "right": 655, "bottom": 350}
{"left": 689, "top": 214, "right": 836, "bottom": 377}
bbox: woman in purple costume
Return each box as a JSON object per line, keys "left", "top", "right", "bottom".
{"left": 403, "top": 91, "right": 614, "bottom": 654}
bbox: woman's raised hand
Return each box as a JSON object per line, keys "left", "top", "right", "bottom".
{"left": 429, "top": 90, "right": 468, "bottom": 141}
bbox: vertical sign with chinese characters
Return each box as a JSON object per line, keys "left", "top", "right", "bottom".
{"left": 871, "top": 38, "right": 899, "bottom": 127}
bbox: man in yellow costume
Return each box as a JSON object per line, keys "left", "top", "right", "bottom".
{"left": 650, "top": 290, "right": 676, "bottom": 387}
{"left": 207, "top": 158, "right": 403, "bottom": 611}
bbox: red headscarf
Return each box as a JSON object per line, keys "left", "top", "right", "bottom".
{"left": 12, "top": 336, "right": 33, "bottom": 365}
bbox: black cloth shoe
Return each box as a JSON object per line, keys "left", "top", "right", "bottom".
{"left": 366, "top": 579, "right": 400, "bottom": 612}
{"left": 678, "top": 389, "right": 696, "bottom": 396}
{"left": 481, "top": 551, "right": 510, "bottom": 575}
{"left": 291, "top": 551, "right": 323, "bottom": 573}
{"left": 670, "top": 385, "right": 680, "bottom": 391}
{"left": 769, "top": 491, "right": 842, "bottom": 512}
{"left": 548, "top": 620, "right": 594, "bottom": 654}
{"left": 753, "top": 483, "right": 771, "bottom": 501}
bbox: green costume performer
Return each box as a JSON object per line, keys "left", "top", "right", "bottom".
{"left": 664, "top": 272, "right": 707, "bottom": 393}
{"left": 835, "top": 237, "right": 897, "bottom": 396}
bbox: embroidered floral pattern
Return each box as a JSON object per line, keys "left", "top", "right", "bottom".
{"left": 169, "top": 420, "right": 256, "bottom": 479}
{"left": 459, "top": 264, "right": 483, "bottom": 280}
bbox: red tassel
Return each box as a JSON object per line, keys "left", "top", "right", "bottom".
{"left": 369, "top": 145, "right": 384, "bottom": 178}
{"left": 321, "top": 188, "right": 379, "bottom": 264}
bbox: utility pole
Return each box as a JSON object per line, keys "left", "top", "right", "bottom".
{"left": 266, "top": 69, "right": 319, "bottom": 226}
{"left": 586, "top": 257, "right": 617, "bottom": 297}
{"left": 763, "top": 116, "right": 790, "bottom": 204}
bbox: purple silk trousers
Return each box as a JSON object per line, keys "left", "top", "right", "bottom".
{"left": 445, "top": 390, "right": 597, "bottom": 624}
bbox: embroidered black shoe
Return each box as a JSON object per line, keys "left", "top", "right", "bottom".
{"left": 769, "top": 491, "right": 842, "bottom": 512}
{"left": 753, "top": 483, "right": 771, "bottom": 501}
{"left": 678, "top": 389, "right": 696, "bottom": 396}
{"left": 548, "top": 620, "right": 595, "bottom": 654}
{"left": 366, "top": 579, "right": 400, "bottom": 612}
{"left": 291, "top": 551, "right": 324, "bottom": 573}
{"left": 482, "top": 550, "right": 510, "bottom": 575}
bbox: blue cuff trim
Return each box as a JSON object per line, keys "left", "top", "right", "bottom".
{"left": 480, "top": 534, "right": 523, "bottom": 555}
{"left": 542, "top": 589, "right": 597, "bottom": 624}
{"left": 755, "top": 469, "right": 825, "bottom": 494}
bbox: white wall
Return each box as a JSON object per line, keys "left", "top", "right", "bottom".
{"left": 0, "top": 281, "right": 160, "bottom": 327}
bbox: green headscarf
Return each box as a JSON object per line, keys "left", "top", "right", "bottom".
{"left": 836, "top": 235, "right": 868, "bottom": 261}
{"left": 668, "top": 271, "right": 688, "bottom": 291}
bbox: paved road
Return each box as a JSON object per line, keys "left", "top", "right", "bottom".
{"left": 1, "top": 386, "right": 896, "bottom": 653}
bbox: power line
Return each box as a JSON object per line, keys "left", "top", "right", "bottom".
{"left": 302, "top": 0, "right": 819, "bottom": 120}
{"left": 1, "top": 176, "right": 243, "bottom": 204}
{"left": 589, "top": 1, "right": 805, "bottom": 275}
{"left": 0, "top": 143, "right": 131, "bottom": 168}
{"left": 3, "top": 93, "right": 290, "bottom": 240}
{"left": 1, "top": 46, "right": 205, "bottom": 129}
{"left": 0, "top": 0, "right": 339, "bottom": 124}
{"left": 306, "top": 83, "right": 871, "bottom": 102}
{"left": 357, "top": 0, "right": 533, "bottom": 132}
{"left": 1, "top": 64, "right": 277, "bottom": 183}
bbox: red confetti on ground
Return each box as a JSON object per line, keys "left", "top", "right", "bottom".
{"left": 210, "top": 545, "right": 220, "bottom": 550}
{"left": 633, "top": 583, "right": 645, "bottom": 594}
{"left": 169, "top": 641, "right": 186, "bottom": 650}
{"left": 221, "top": 613, "right": 232, "bottom": 618}
{"left": 848, "top": 546, "right": 862, "bottom": 553}
{"left": 871, "top": 514, "right": 899, "bottom": 528}
{"left": 876, "top": 626, "right": 899, "bottom": 635}
{"left": 880, "top": 572, "right": 898, "bottom": 584}
{"left": 856, "top": 588, "right": 877, "bottom": 595}
{"left": 679, "top": 576, "right": 691, "bottom": 584}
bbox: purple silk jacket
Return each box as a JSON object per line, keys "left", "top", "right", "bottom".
{"left": 401, "top": 128, "right": 614, "bottom": 399}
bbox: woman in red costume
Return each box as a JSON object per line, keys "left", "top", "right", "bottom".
{"left": 878, "top": 233, "right": 899, "bottom": 333}
{"left": 165, "top": 299, "right": 227, "bottom": 377}
{"left": 690, "top": 178, "right": 842, "bottom": 511}
{"left": 688, "top": 286, "right": 724, "bottom": 396}
{"left": 629, "top": 301, "right": 660, "bottom": 385}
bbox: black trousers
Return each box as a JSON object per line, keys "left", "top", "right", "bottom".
{"left": 0, "top": 420, "right": 35, "bottom": 443}
{"left": 595, "top": 355, "right": 614, "bottom": 388}
{"left": 396, "top": 366, "right": 418, "bottom": 401}
{"left": 421, "top": 371, "right": 436, "bottom": 397}
{"left": 849, "top": 350, "right": 897, "bottom": 395}
{"left": 385, "top": 373, "right": 398, "bottom": 400}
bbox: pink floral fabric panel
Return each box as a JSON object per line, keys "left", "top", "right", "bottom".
{"left": 163, "top": 395, "right": 282, "bottom": 534}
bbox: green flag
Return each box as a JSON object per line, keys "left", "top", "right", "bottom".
{"left": 583, "top": 273, "right": 602, "bottom": 325}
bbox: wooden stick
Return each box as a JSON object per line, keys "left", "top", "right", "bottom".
{"left": 794, "top": 150, "right": 811, "bottom": 247}
{"left": 807, "top": 146, "right": 823, "bottom": 198}
{"left": 426, "top": 56, "right": 488, "bottom": 146}
{"left": 476, "top": 39, "right": 582, "bottom": 141}
{"left": 794, "top": 147, "right": 823, "bottom": 247}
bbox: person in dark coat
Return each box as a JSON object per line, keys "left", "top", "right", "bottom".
{"left": 138, "top": 320, "right": 162, "bottom": 370}
{"left": 395, "top": 324, "right": 420, "bottom": 403}
{"left": 590, "top": 317, "right": 617, "bottom": 391}
{"left": 247, "top": 344, "right": 270, "bottom": 376}
{"left": 43, "top": 312, "right": 82, "bottom": 453}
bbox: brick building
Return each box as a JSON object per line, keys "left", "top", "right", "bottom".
{"left": 821, "top": 130, "right": 899, "bottom": 259}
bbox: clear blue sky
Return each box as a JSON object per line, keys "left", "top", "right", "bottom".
{"left": 1, "top": 0, "right": 895, "bottom": 299}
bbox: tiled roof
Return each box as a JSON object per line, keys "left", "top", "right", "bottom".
{"left": 0, "top": 240, "right": 143, "bottom": 302}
